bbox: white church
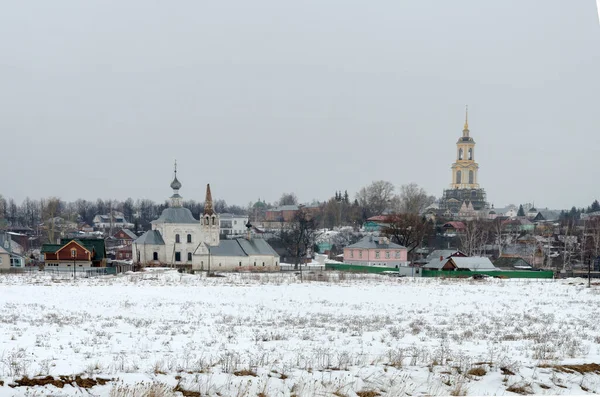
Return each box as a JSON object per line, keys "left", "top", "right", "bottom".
{"left": 132, "top": 167, "right": 280, "bottom": 272}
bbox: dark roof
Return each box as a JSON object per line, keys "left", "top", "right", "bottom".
{"left": 114, "top": 229, "right": 137, "bottom": 239}
{"left": 346, "top": 236, "right": 406, "bottom": 250}
{"left": 209, "top": 238, "right": 279, "bottom": 257}
{"left": 41, "top": 244, "right": 62, "bottom": 254}
{"left": 152, "top": 207, "right": 198, "bottom": 224}
{"left": 134, "top": 230, "right": 165, "bottom": 245}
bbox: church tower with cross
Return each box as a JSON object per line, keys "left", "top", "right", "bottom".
{"left": 450, "top": 107, "right": 479, "bottom": 189}
{"left": 439, "top": 107, "right": 488, "bottom": 216}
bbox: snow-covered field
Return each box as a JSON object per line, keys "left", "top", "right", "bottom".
{"left": 0, "top": 270, "right": 599, "bottom": 396}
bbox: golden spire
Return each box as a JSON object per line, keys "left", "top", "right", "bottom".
{"left": 463, "top": 105, "right": 469, "bottom": 130}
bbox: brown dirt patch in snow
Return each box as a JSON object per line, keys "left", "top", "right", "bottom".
{"left": 11, "top": 375, "right": 111, "bottom": 389}
{"left": 173, "top": 384, "right": 201, "bottom": 397}
{"left": 467, "top": 366, "right": 487, "bottom": 376}
{"left": 233, "top": 369, "right": 257, "bottom": 377}
{"left": 539, "top": 363, "right": 600, "bottom": 374}
{"left": 356, "top": 391, "right": 381, "bottom": 397}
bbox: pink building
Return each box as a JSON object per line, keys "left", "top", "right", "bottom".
{"left": 343, "top": 236, "right": 408, "bottom": 268}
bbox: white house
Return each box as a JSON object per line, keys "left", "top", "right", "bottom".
{"left": 132, "top": 167, "right": 279, "bottom": 271}
{"left": 219, "top": 213, "right": 249, "bottom": 238}
{"left": 93, "top": 212, "right": 134, "bottom": 230}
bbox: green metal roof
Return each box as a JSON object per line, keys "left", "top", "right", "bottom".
{"left": 59, "top": 238, "right": 106, "bottom": 261}
{"left": 41, "top": 244, "right": 62, "bottom": 254}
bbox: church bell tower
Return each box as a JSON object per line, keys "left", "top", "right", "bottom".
{"left": 450, "top": 106, "right": 479, "bottom": 189}
{"left": 439, "top": 106, "right": 488, "bottom": 215}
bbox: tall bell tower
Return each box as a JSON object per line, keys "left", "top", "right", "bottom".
{"left": 450, "top": 106, "right": 479, "bottom": 189}
{"left": 439, "top": 106, "right": 488, "bottom": 215}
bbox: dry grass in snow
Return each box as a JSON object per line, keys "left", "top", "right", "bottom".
{"left": 0, "top": 270, "right": 599, "bottom": 396}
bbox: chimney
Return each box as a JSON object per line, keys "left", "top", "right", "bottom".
{"left": 440, "top": 256, "right": 443, "bottom": 261}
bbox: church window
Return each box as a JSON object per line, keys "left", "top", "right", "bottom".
{"left": 187, "top": 234, "right": 192, "bottom": 243}
{"left": 275, "top": 261, "right": 278, "bottom": 266}
{"left": 175, "top": 252, "right": 181, "bottom": 262}
{"left": 187, "top": 252, "right": 192, "bottom": 261}
{"left": 456, "top": 170, "right": 462, "bottom": 184}
{"left": 212, "top": 217, "right": 216, "bottom": 226}
{"left": 153, "top": 252, "right": 158, "bottom": 261}
{"left": 375, "top": 251, "right": 380, "bottom": 259}
{"left": 206, "top": 216, "right": 210, "bottom": 225}
{"left": 239, "top": 261, "right": 242, "bottom": 266}
{"left": 385, "top": 251, "right": 390, "bottom": 259}
{"left": 262, "top": 262, "right": 265, "bottom": 266}
{"left": 254, "top": 261, "right": 256, "bottom": 266}
{"left": 458, "top": 148, "right": 463, "bottom": 160}
{"left": 175, "top": 234, "right": 180, "bottom": 243}
{"left": 468, "top": 148, "right": 473, "bottom": 160}
{"left": 469, "top": 170, "right": 474, "bottom": 184}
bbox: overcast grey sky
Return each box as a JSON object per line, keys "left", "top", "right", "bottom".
{"left": 1, "top": 1, "right": 599, "bottom": 210}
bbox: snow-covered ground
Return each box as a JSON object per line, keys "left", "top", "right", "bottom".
{"left": 0, "top": 270, "right": 599, "bottom": 396}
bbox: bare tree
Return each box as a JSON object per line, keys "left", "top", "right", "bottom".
{"left": 278, "top": 193, "right": 298, "bottom": 206}
{"left": 276, "top": 208, "right": 320, "bottom": 274}
{"left": 397, "top": 183, "right": 436, "bottom": 214}
{"left": 459, "top": 220, "right": 490, "bottom": 256}
{"left": 381, "top": 213, "right": 431, "bottom": 256}
{"left": 355, "top": 180, "right": 396, "bottom": 219}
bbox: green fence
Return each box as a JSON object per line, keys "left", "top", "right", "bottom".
{"left": 324, "top": 264, "right": 554, "bottom": 279}
{"left": 325, "top": 264, "right": 400, "bottom": 273}
{"left": 421, "top": 269, "right": 554, "bottom": 279}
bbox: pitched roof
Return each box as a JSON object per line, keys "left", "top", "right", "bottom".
{"left": 443, "top": 221, "right": 465, "bottom": 230}
{"left": 423, "top": 250, "right": 467, "bottom": 268}
{"left": 119, "top": 229, "right": 138, "bottom": 239}
{"left": 209, "top": 240, "right": 247, "bottom": 256}
{"left": 426, "top": 249, "right": 465, "bottom": 261}
{"left": 366, "top": 215, "right": 388, "bottom": 222}
{"left": 152, "top": 207, "right": 198, "bottom": 224}
{"left": 209, "top": 238, "right": 279, "bottom": 257}
{"left": 237, "top": 238, "right": 279, "bottom": 256}
{"left": 268, "top": 205, "right": 299, "bottom": 212}
{"left": 426, "top": 256, "right": 497, "bottom": 271}
{"left": 41, "top": 244, "right": 62, "bottom": 254}
{"left": 346, "top": 236, "right": 406, "bottom": 250}
{"left": 60, "top": 238, "right": 106, "bottom": 261}
{"left": 134, "top": 230, "right": 165, "bottom": 245}
{"left": 450, "top": 257, "right": 497, "bottom": 270}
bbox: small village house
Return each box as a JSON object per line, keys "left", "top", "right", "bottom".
{"left": 343, "top": 236, "right": 408, "bottom": 268}
{"left": 41, "top": 238, "right": 107, "bottom": 268}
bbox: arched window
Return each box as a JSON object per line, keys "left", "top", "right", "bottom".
{"left": 456, "top": 170, "right": 462, "bottom": 184}
{"left": 205, "top": 216, "right": 210, "bottom": 225}
{"left": 175, "top": 234, "right": 180, "bottom": 243}
{"left": 458, "top": 148, "right": 463, "bottom": 160}
{"left": 187, "top": 252, "right": 192, "bottom": 261}
{"left": 153, "top": 252, "right": 158, "bottom": 261}
{"left": 187, "top": 234, "right": 192, "bottom": 243}
{"left": 212, "top": 217, "right": 215, "bottom": 226}
{"left": 469, "top": 170, "right": 474, "bottom": 184}
{"left": 468, "top": 148, "right": 473, "bottom": 160}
